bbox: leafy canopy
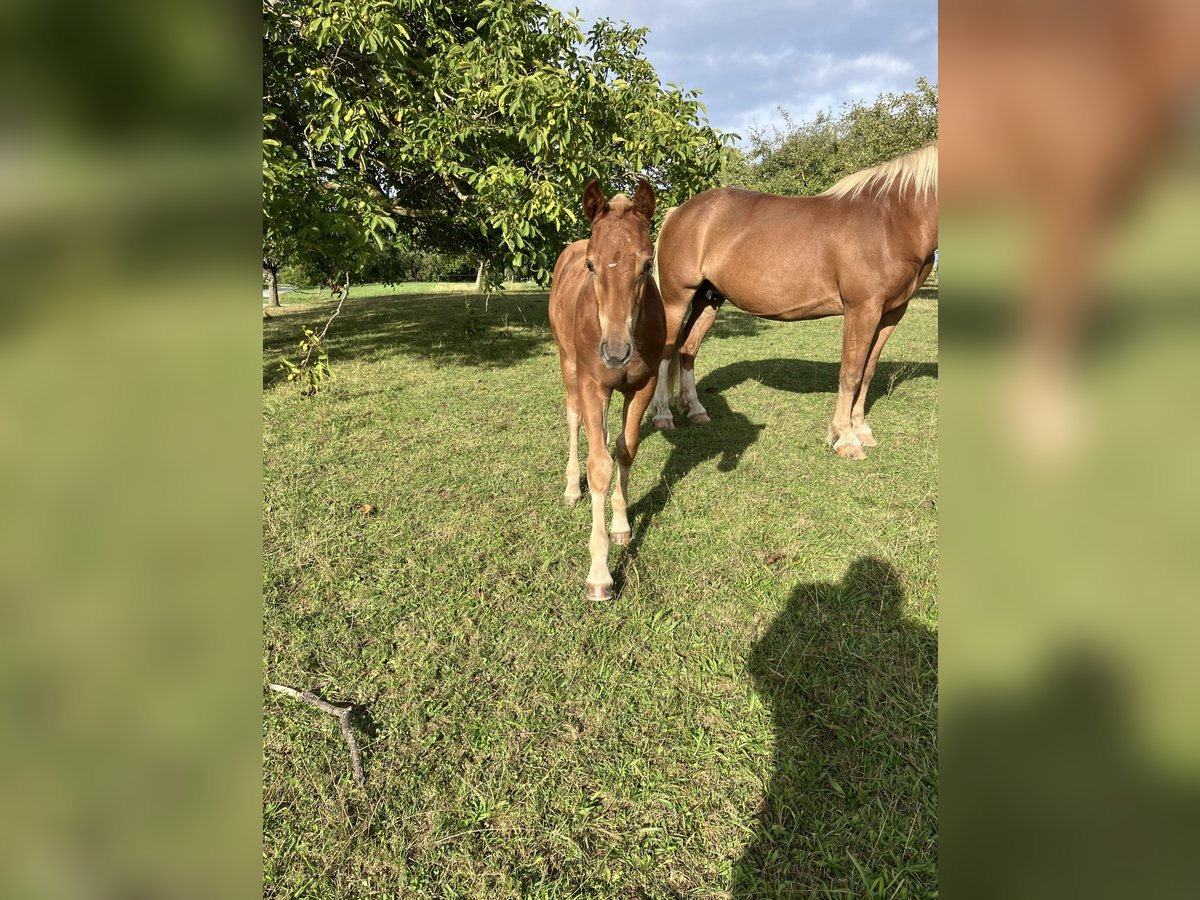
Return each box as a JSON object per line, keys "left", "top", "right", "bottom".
{"left": 263, "top": 0, "right": 735, "bottom": 284}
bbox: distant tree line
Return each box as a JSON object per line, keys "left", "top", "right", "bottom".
{"left": 723, "top": 78, "right": 938, "bottom": 196}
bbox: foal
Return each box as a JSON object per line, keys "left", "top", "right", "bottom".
{"left": 549, "top": 179, "right": 664, "bottom": 600}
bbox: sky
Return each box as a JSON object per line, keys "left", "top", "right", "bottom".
{"left": 560, "top": 1, "right": 938, "bottom": 142}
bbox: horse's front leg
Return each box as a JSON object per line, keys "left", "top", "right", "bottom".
{"left": 610, "top": 376, "right": 659, "bottom": 545}
{"left": 829, "top": 304, "right": 883, "bottom": 460}
{"left": 580, "top": 380, "right": 615, "bottom": 599}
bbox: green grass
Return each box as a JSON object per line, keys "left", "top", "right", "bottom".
{"left": 262, "top": 284, "right": 938, "bottom": 898}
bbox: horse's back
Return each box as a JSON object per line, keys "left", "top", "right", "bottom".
{"left": 659, "top": 186, "right": 930, "bottom": 318}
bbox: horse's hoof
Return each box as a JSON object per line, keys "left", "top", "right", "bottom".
{"left": 653, "top": 417, "right": 675, "bottom": 430}
{"left": 857, "top": 431, "right": 878, "bottom": 448}
{"left": 610, "top": 530, "right": 630, "bottom": 545}
{"left": 586, "top": 584, "right": 613, "bottom": 601}
{"left": 835, "top": 442, "right": 867, "bottom": 461}
{"left": 563, "top": 493, "right": 581, "bottom": 505}
{"left": 687, "top": 412, "right": 711, "bottom": 425}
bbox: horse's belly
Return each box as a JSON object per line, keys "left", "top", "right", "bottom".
{"left": 726, "top": 289, "right": 844, "bottom": 321}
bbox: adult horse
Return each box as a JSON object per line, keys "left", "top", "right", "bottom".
{"left": 650, "top": 143, "right": 938, "bottom": 459}
{"left": 549, "top": 178, "right": 664, "bottom": 600}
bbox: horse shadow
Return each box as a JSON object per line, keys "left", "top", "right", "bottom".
{"left": 613, "top": 385, "right": 765, "bottom": 592}
{"left": 700, "top": 357, "right": 939, "bottom": 417}
{"left": 732, "top": 557, "right": 938, "bottom": 897}
{"left": 610, "top": 355, "right": 936, "bottom": 589}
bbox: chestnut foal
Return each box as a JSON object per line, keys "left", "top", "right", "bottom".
{"left": 549, "top": 179, "right": 665, "bottom": 600}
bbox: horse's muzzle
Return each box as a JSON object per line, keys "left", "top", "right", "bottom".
{"left": 599, "top": 339, "right": 633, "bottom": 369}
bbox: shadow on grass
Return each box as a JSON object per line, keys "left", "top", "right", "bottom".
{"left": 733, "top": 557, "right": 938, "bottom": 896}
{"left": 701, "top": 357, "right": 939, "bottom": 417}
{"left": 611, "top": 356, "right": 935, "bottom": 593}
{"left": 262, "top": 291, "right": 555, "bottom": 388}
{"left": 613, "top": 387, "right": 764, "bottom": 595}
{"left": 941, "top": 650, "right": 1200, "bottom": 899}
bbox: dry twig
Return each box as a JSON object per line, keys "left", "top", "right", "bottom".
{"left": 269, "top": 683, "right": 365, "bottom": 788}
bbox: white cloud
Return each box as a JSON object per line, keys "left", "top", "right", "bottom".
{"left": 554, "top": 1, "right": 937, "bottom": 141}
{"left": 802, "top": 51, "right": 916, "bottom": 86}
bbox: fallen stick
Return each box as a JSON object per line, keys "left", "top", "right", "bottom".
{"left": 268, "top": 683, "right": 365, "bottom": 788}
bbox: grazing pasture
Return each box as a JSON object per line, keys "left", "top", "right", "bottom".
{"left": 262, "top": 283, "right": 938, "bottom": 897}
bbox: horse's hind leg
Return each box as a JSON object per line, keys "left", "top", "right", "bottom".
{"left": 852, "top": 300, "right": 910, "bottom": 447}
{"left": 678, "top": 296, "right": 723, "bottom": 424}
{"left": 829, "top": 303, "right": 884, "bottom": 460}
{"left": 560, "top": 357, "right": 583, "bottom": 503}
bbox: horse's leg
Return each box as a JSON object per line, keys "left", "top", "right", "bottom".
{"left": 829, "top": 303, "right": 884, "bottom": 460}
{"left": 650, "top": 260, "right": 698, "bottom": 428}
{"left": 580, "top": 380, "right": 615, "bottom": 599}
{"left": 559, "top": 356, "right": 583, "bottom": 503}
{"left": 649, "top": 357, "right": 675, "bottom": 429}
{"left": 1009, "top": 196, "right": 1097, "bottom": 458}
{"left": 851, "top": 300, "right": 910, "bottom": 447}
{"left": 610, "top": 377, "right": 658, "bottom": 545}
{"left": 679, "top": 298, "right": 723, "bottom": 424}
{"left": 650, "top": 290, "right": 714, "bottom": 428}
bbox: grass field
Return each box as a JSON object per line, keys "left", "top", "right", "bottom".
{"left": 262, "top": 283, "right": 938, "bottom": 898}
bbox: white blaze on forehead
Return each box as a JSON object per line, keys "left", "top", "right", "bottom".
{"left": 607, "top": 262, "right": 617, "bottom": 267}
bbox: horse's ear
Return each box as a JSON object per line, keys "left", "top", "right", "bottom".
{"left": 582, "top": 180, "right": 607, "bottom": 222}
{"left": 632, "top": 178, "right": 656, "bottom": 221}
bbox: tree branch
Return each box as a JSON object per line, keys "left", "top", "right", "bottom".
{"left": 391, "top": 203, "right": 450, "bottom": 219}
{"left": 269, "top": 683, "right": 365, "bottom": 788}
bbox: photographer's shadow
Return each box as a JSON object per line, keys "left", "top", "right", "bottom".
{"left": 734, "top": 557, "right": 938, "bottom": 896}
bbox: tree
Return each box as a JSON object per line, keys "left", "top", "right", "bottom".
{"left": 725, "top": 78, "right": 938, "bottom": 197}
{"left": 263, "top": 0, "right": 734, "bottom": 287}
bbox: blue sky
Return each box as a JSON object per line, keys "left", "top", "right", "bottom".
{"left": 561, "top": 1, "right": 938, "bottom": 141}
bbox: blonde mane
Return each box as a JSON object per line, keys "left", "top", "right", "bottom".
{"left": 821, "top": 143, "right": 938, "bottom": 202}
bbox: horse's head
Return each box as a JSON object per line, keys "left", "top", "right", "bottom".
{"left": 581, "top": 178, "right": 656, "bottom": 369}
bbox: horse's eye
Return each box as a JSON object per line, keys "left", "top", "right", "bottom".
{"left": 642, "top": 259, "right": 654, "bottom": 274}
{"left": 585, "top": 259, "right": 595, "bottom": 273}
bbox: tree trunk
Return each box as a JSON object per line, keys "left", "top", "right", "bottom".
{"left": 264, "top": 262, "right": 281, "bottom": 307}
{"left": 474, "top": 258, "right": 485, "bottom": 292}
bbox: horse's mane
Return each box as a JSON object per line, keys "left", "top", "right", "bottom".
{"left": 821, "top": 143, "right": 938, "bottom": 202}
{"left": 606, "top": 194, "right": 634, "bottom": 215}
